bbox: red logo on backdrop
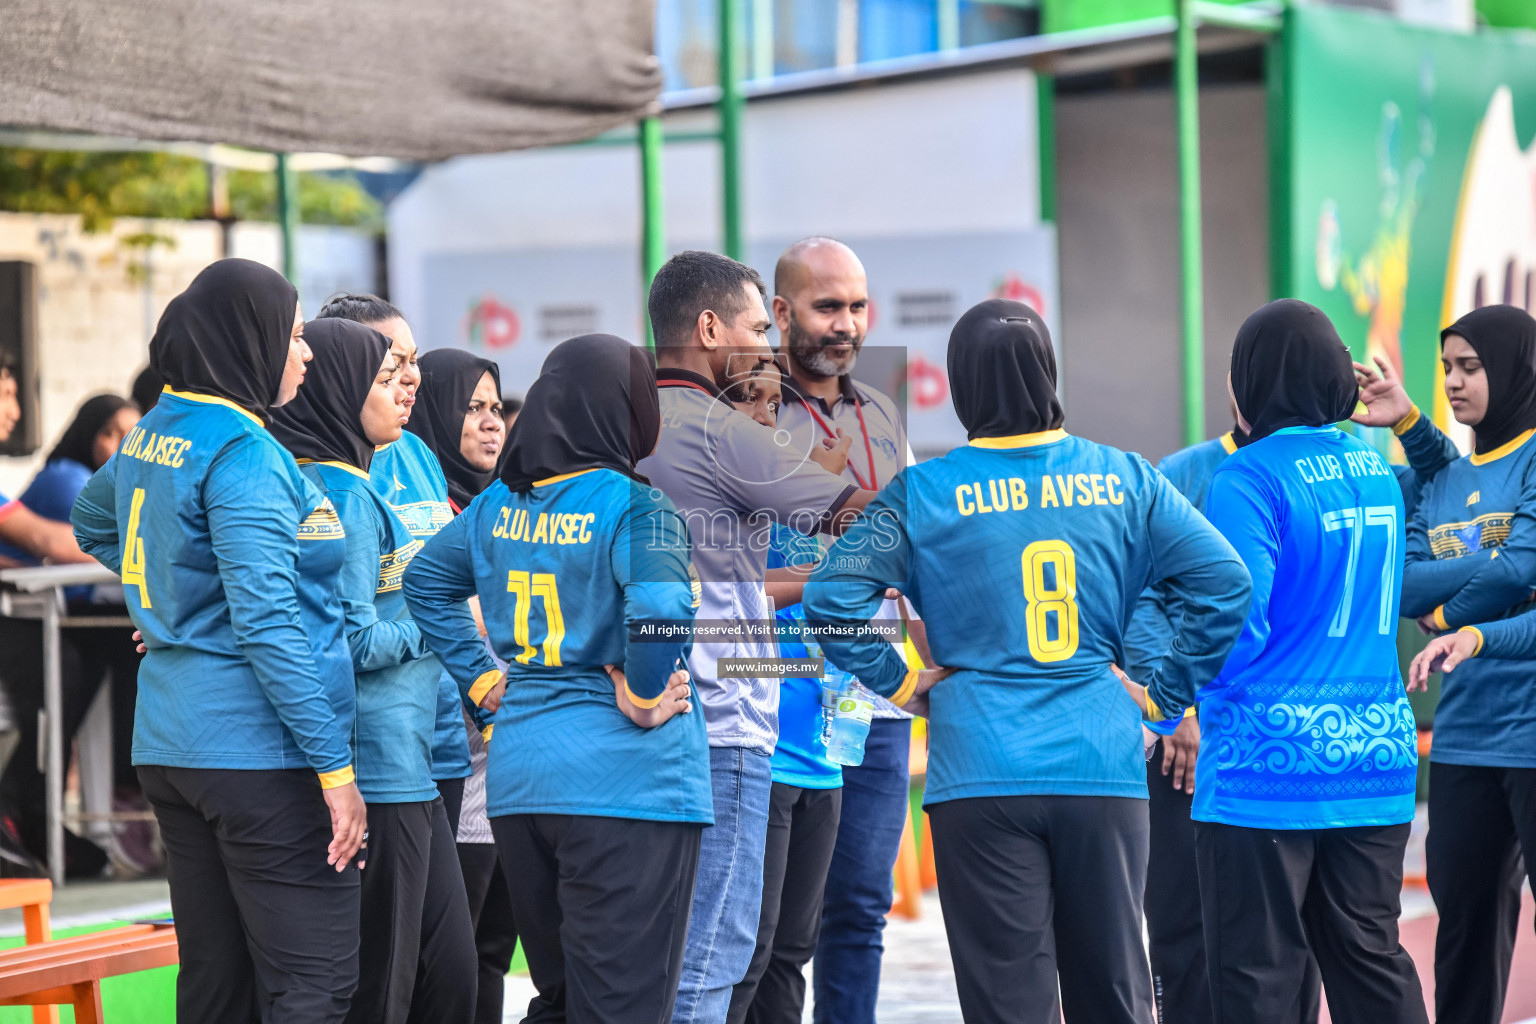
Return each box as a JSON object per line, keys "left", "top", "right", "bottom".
{"left": 903, "top": 353, "right": 948, "bottom": 412}
{"left": 866, "top": 296, "right": 879, "bottom": 332}
{"left": 992, "top": 272, "right": 1046, "bottom": 315}
{"left": 462, "top": 294, "right": 521, "bottom": 350}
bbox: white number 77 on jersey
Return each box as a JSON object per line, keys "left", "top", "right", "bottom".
{"left": 1321, "top": 505, "right": 1398, "bottom": 637}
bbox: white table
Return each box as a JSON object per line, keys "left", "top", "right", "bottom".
{"left": 0, "top": 562, "right": 130, "bottom": 885}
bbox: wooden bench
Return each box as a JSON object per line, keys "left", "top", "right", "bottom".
{"left": 0, "top": 879, "right": 59, "bottom": 1024}
{"left": 0, "top": 878, "right": 177, "bottom": 1024}
{"left": 0, "top": 924, "right": 178, "bottom": 1024}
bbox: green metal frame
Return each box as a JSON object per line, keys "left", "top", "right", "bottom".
{"left": 276, "top": 152, "right": 299, "bottom": 284}
{"left": 719, "top": 0, "right": 745, "bottom": 260}
{"left": 1175, "top": 0, "right": 1205, "bottom": 446}
{"left": 640, "top": 116, "right": 667, "bottom": 348}
{"left": 630, "top": 0, "right": 1280, "bottom": 440}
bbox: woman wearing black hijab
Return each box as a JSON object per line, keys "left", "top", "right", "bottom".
{"left": 800, "top": 299, "right": 1249, "bottom": 1024}
{"left": 1399, "top": 304, "right": 1536, "bottom": 1024}
{"left": 1193, "top": 299, "right": 1425, "bottom": 1024}
{"left": 404, "top": 334, "right": 710, "bottom": 1024}
{"left": 69, "top": 258, "right": 367, "bottom": 1023}
{"left": 271, "top": 318, "right": 476, "bottom": 1024}
{"left": 403, "top": 348, "right": 514, "bottom": 1024}
{"left": 406, "top": 349, "right": 504, "bottom": 514}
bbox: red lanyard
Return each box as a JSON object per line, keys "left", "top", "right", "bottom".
{"left": 803, "top": 397, "right": 878, "bottom": 492}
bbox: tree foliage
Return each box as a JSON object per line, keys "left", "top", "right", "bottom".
{"left": 0, "top": 148, "right": 383, "bottom": 233}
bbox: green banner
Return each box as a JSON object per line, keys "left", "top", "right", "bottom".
{"left": 1278, "top": 6, "right": 1536, "bottom": 432}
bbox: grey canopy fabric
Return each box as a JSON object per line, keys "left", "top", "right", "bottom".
{"left": 0, "top": 0, "right": 661, "bottom": 160}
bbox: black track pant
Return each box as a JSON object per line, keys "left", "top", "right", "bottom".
{"left": 349, "top": 798, "right": 477, "bottom": 1024}
{"left": 138, "top": 765, "right": 359, "bottom": 1024}
{"left": 928, "top": 795, "right": 1154, "bottom": 1024}
{"left": 728, "top": 783, "right": 842, "bottom": 1024}
{"left": 492, "top": 813, "right": 702, "bottom": 1024}
{"left": 459, "top": 841, "right": 519, "bottom": 1024}
{"left": 1145, "top": 754, "right": 1322, "bottom": 1024}
{"left": 1426, "top": 762, "right": 1536, "bottom": 1024}
{"left": 1195, "top": 820, "right": 1426, "bottom": 1024}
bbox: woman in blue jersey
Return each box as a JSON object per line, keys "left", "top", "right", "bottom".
{"left": 803, "top": 299, "right": 1250, "bottom": 1024}
{"left": 1397, "top": 304, "right": 1536, "bottom": 1024}
{"left": 268, "top": 317, "right": 476, "bottom": 1024}
{"left": 315, "top": 297, "right": 480, "bottom": 844}
{"left": 400, "top": 346, "right": 513, "bottom": 1024}
{"left": 69, "top": 258, "right": 367, "bottom": 1023}
{"left": 1195, "top": 299, "right": 1425, "bottom": 1024}
{"left": 403, "top": 333, "right": 708, "bottom": 1024}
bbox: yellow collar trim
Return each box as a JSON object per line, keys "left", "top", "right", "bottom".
{"left": 296, "top": 459, "right": 371, "bottom": 480}
{"left": 1220, "top": 432, "right": 1238, "bottom": 455}
{"left": 968, "top": 429, "right": 1069, "bottom": 450}
{"left": 163, "top": 387, "right": 263, "bottom": 427}
{"left": 1470, "top": 428, "right": 1536, "bottom": 466}
{"left": 533, "top": 468, "right": 601, "bottom": 487}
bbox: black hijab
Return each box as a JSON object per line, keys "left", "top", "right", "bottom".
{"left": 269, "top": 319, "right": 393, "bottom": 472}
{"left": 500, "top": 334, "right": 659, "bottom": 493}
{"left": 1230, "top": 299, "right": 1358, "bottom": 444}
{"left": 947, "top": 299, "right": 1064, "bottom": 439}
{"left": 149, "top": 258, "right": 298, "bottom": 422}
{"left": 49, "top": 394, "right": 133, "bottom": 469}
{"left": 1441, "top": 305, "right": 1536, "bottom": 455}
{"left": 407, "top": 349, "right": 503, "bottom": 511}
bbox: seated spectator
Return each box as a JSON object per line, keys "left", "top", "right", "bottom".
{"left": 0, "top": 391, "right": 150, "bottom": 877}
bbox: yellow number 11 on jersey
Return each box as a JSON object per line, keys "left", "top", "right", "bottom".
{"left": 122, "top": 487, "right": 152, "bottom": 608}
{"left": 1022, "top": 539, "right": 1078, "bottom": 662}
{"left": 506, "top": 570, "right": 565, "bottom": 666}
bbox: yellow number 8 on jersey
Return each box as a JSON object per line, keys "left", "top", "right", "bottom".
{"left": 1021, "top": 539, "right": 1077, "bottom": 662}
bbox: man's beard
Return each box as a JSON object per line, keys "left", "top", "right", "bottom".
{"left": 787, "top": 316, "right": 861, "bottom": 378}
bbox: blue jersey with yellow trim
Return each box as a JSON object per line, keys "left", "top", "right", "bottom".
{"left": 804, "top": 430, "right": 1250, "bottom": 803}
{"left": 68, "top": 391, "right": 353, "bottom": 776}
{"left": 301, "top": 461, "right": 439, "bottom": 803}
{"left": 404, "top": 468, "right": 712, "bottom": 824}
{"left": 1197, "top": 426, "right": 1417, "bottom": 829}
{"left": 371, "top": 433, "right": 470, "bottom": 781}
{"left": 1123, "top": 433, "right": 1234, "bottom": 687}
{"left": 1403, "top": 428, "right": 1536, "bottom": 768}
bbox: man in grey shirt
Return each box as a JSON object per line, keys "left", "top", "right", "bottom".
{"left": 771, "top": 237, "right": 922, "bottom": 1024}
{"left": 637, "top": 250, "right": 881, "bottom": 1024}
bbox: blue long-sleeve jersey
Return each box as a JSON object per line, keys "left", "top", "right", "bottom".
{"left": 1404, "top": 427, "right": 1536, "bottom": 767}
{"left": 1196, "top": 426, "right": 1418, "bottom": 829}
{"left": 300, "top": 461, "right": 438, "bottom": 803}
{"left": 802, "top": 430, "right": 1251, "bottom": 804}
{"left": 402, "top": 468, "right": 713, "bottom": 824}
{"left": 1128, "top": 412, "right": 1457, "bottom": 703}
{"left": 371, "top": 433, "right": 470, "bottom": 782}
{"left": 69, "top": 390, "right": 354, "bottom": 782}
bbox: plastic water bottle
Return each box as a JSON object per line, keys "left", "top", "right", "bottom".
{"left": 819, "top": 684, "right": 841, "bottom": 747}
{"left": 826, "top": 689, "right": 874, "bottom": 766}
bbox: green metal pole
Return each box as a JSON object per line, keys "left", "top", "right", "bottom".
{"left": 718, "top": 0, "right": 744, "bottom": 260}
{"left": 1175, "top": 0, "right": 1205, "bottom": 446}
{"left": 640, "top": 117, "right": 667, "bottom": 349}
{"left": 1036, "top": 73, "right": 1056, "bottom": 223}
{"left": 275, "top": 153, "right": 299, "bottom": 285}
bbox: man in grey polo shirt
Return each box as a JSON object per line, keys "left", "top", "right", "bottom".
{"left": 772, "top": 237, "right": 919, "bottom": 1024}
{"left": 638, "top": 250, "right": 895, "bottom": 1024}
